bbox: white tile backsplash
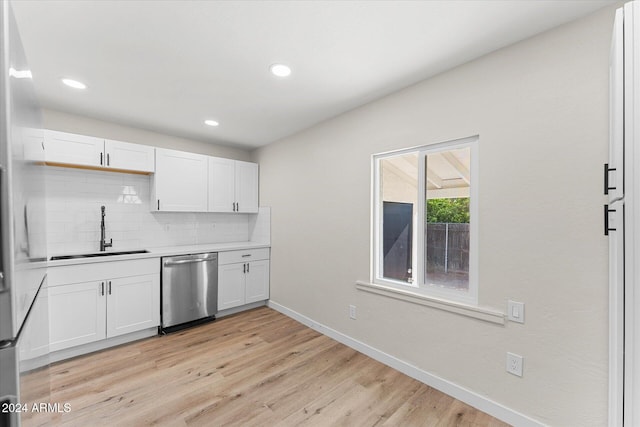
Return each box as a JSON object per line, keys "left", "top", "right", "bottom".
{"left": 44, "top": 166, "right": 253, "bottom": 255}
{"left": 249, "top": 207, "right": 271, "bottom": 244}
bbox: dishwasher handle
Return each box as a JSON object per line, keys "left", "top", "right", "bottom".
{"left": 164, "top": 258, "right": 217, "bottom": 267}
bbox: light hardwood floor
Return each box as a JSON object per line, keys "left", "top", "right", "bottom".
{"left": 21, "top": 307, "right": 510, "bottom": 426}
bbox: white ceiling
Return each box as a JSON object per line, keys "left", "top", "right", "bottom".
{"left": 11, "top": 0, "right": 615, "bottom": 149}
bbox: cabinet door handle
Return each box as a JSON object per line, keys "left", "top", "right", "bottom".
{"left": 243, "top": 263, "right": 246, "bottom": 273}
{"left": 108, "top": 281, "right": 112, "bottom": 295}
{"left": 604, "top": 163, "right": 617, "bottom": 195}
{"left": 107, "top": 153, "right": 110, "bottom": 166}
{"left": 100, "top": 152, "right": 103, "bottom": 165}
{"left": 237, "top": 203, "right": 239, "bottom": 212}
{"left": 158, "top": 199, "right": 160, "bottom": 210}
{"left": 100, "top": 282, "right": 105, "bottom": 296}
{"left": 247, "top": 262, "right": 249, "bottom": 273}
{"left": 604, "top": 204, "right": 617, "bottom": 236}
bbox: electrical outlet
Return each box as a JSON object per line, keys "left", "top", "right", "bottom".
{"left": 349, "top": 305, "right": 356, "bottom": 320}
{"left": 506, "top": 352, "right": 523, "bottom": 377}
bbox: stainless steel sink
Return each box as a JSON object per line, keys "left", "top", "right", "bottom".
{"left": 50, "top": 250, "right": 149, "bottom": 261}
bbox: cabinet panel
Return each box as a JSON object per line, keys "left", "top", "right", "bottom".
{"left": 235, "top": 161, "right": 259, "bottom": 213}
{"left": 106, "top": 274, "right": 160, "bottom": 338}
{"left": 218, "top": 248, "right": 270, "bottom": 265}
{"left": 245, "top": 260, "right": 270, "bottom": 304}
{"left": 154, "top": 148, "right": 208, "bottom": 212}
{"left": 44, "top": 130, "right": 104, "bottom": 167}
{"left": 49, "top": 281, "right": 106, "bottom": 352}
{"left": 218, "top": 263, "right": 246, "bottom": 310}
{"left": 105, "top": 139, "right": 155, "bottom": 172}
{"left": 208, "top": 157, "right": 235, "bottom": 212}
{"left": 19, "top": 289, "right": 49, "bottom": 364}
{"left": 22, "top": 127, "right": 45, "bottom": 162}
{"left": 48, "top": 258, "right": 159, "bottom": 286}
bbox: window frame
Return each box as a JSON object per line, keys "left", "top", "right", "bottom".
{"left": 372, "top": 135, "right": 479, "bottom": 305}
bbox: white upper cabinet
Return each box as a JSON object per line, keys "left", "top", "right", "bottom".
{"left": 208, "top": 157, "right": 259, "bottom": 213}
{"left": 104, "top": 139, "right": 155, "bottom": 172}
{"left": 208, "top": 157, "right": 236, "bottom": 212}
{"left": 153, "top": 148, "right": 208, "bottom": 212}
{"left": 22, "top": 127, "right": 46, "bottom": 162}
{"left": 235, "top": 160, "right": 259, "bottom": 213}
{"left": 44, "top": 130, "right": 104, "bottom": 167}
{"left": 44, "top": 130, "right": 155, "bottom": 173}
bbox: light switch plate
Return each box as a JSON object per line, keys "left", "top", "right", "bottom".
{"left": 507, "top": 300, "right": 525, "bottom": 323}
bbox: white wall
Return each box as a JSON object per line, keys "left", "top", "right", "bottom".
{"left": 253, "top": 5, "right": 615, "bottom": 426}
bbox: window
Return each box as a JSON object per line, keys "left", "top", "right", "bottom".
{"left": 373, "top": 136, "right": 478, "bottom": 304}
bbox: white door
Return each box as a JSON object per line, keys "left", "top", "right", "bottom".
{"left": 625, "top": 2, "right": 640, "bottom": 425}
{"left": 106, "top": 274, "right": 160, "bottom": 338}
{"left": 245, "top": 260, "right": 270, "bottom": 304}
{"left": 44, "top": 130, "right": 104, "bottom": 167}
{"left": 154, "top": 148, "right": 208, "bottom": 211}
{"left": 218, "top": 263, "right": 245, "bottom": 310}
{"left": 48, "top": 281, "right": 106, "bottom": 352}
{"left": 208, "top": 157, "right": 235, "bottom": 212}
{"left": 104, "top": 139, "right": 155, "bottom": 172}
{"left": 235, "top": 161, "right": 259, "bottom": 213}
{"left": 609, "top": 7, "right": 625, "bottom": 427}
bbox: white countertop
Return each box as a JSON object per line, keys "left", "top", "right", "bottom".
{"left": 47, "top": 241, "right": 270, "bottom": 267}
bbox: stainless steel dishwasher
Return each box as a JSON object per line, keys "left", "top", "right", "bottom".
{"left": 161, "top": 252, "right": 218, "bottom": 333}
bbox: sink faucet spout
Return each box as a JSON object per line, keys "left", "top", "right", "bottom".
{"left": 100, "top": 205, "right": 113, "bottom": 251}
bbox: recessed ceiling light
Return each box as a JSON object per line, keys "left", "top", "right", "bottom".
{"left": 270, "top": 63, "right": 291, "bottom": 77}
{"left": 61, "top": 78, "right": 87, "bottom": 89}
{"left": 204, "top": 120, "right": 219, "bottom": 127}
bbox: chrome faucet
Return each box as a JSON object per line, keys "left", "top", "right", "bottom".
{"left": 100, "top": 205, "right": 113, "bottom": 251}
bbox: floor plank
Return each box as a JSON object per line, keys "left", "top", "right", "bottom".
{"left": 21, "top": 307, "right": 511, "bottom": 426}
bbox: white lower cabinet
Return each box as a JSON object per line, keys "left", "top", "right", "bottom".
{"left": 48, "top": 258, "right": 160, "bottom": 353}
{"left": 218, "top": 263, "right": 246, "bottom": 310}
{"left": 244, "top": 259, "right": 270, "bottom": 304}
{"left": 107, "top": 274, "right": 159, "bottom": 337}
{"left": 49, "top": 281, "right": 107, "bottom": 352}
{"left": 218, "top": 248, "right": 270, "bottom": 310}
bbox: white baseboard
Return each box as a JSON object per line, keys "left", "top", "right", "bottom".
{"left": 268, "top": 300, "right": 545, "bottom": 427}
{"left": 47, "top": 328, "right": 158, "bottom": 365}
{"left": 217, "top": 301, "right": 266, "bottom": 318}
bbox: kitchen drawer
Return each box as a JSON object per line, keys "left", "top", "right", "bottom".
{"left": 218, "top": 248, "right": 269, "bottom": 265}
{"left": 48, "top": 258, "right": 160, "bottom": 287}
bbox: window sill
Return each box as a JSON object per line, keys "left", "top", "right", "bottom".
{"left": 355, "top": 280, "right": 505, "bottom": 325}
